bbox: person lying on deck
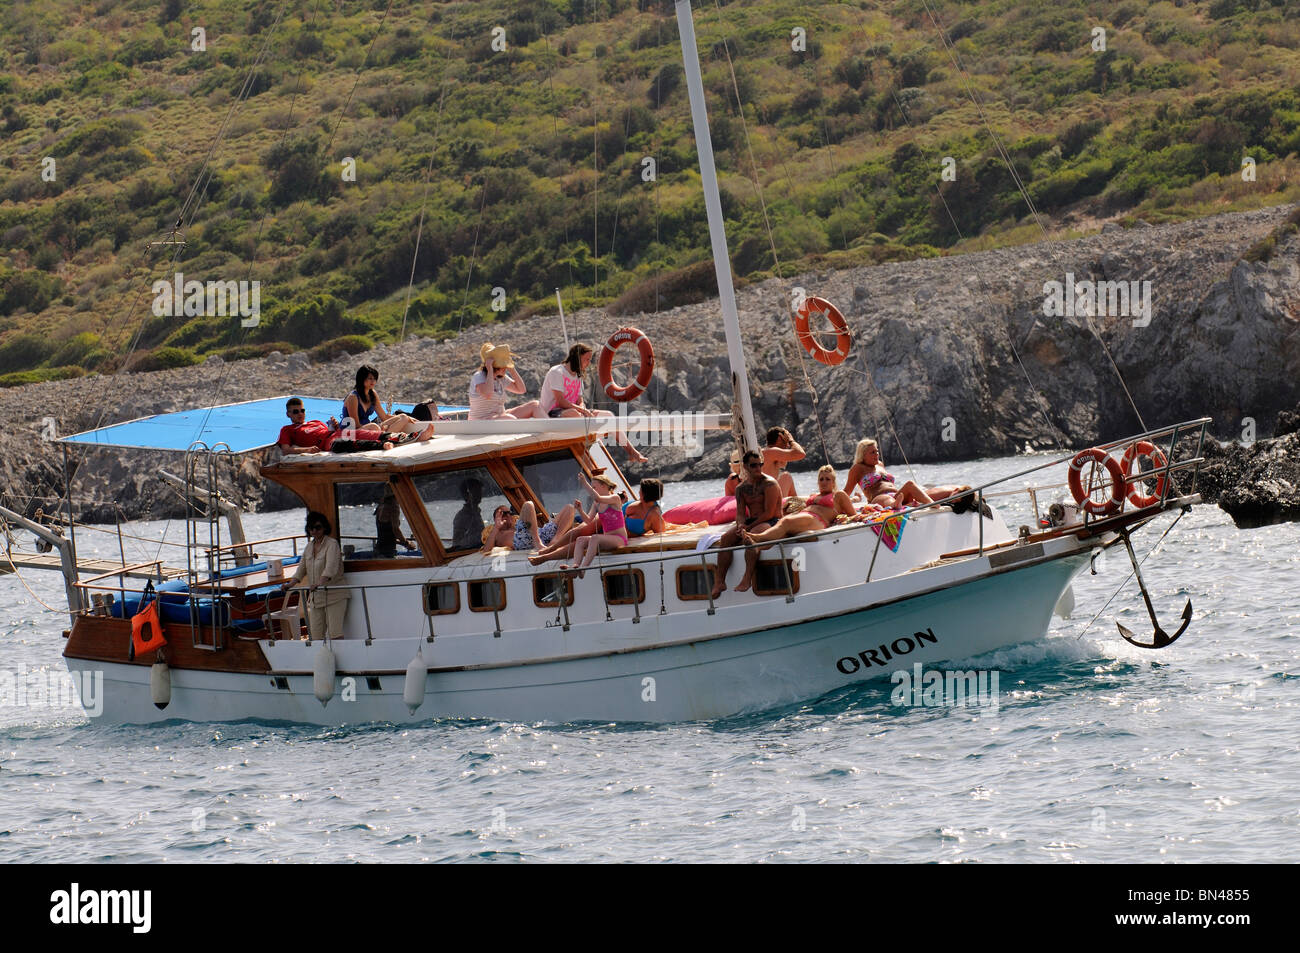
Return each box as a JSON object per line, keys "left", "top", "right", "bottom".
{"left": 843, "top": 438, "right": 971, "bottom": 510}
{"left": 742, "top": 465, "right": 856, "bottom": 546}
{"left": 277, "top": 397, "right": 414, "bottom": 454}
{"left": 480, "top": 502, "right": 579, "bottom": 554}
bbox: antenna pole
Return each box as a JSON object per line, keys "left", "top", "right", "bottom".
{"left": 674, "top": 0, "right": 759, "bottom": 452}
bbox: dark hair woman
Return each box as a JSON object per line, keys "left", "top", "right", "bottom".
{"left": 341, "top": 365, "right": 435, "bottom": 442}
{"left": 282, "top": 511, "right": 350, "bottom": 641}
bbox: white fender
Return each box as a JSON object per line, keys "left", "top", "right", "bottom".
{"left": 1054, "top": 584, "right": 1076, "bottom": 619}
{"left": 403, "top": 644, "right": 428, "bottom": 713}
{"left": 313, "top": 640, "right": 336, "bottom": 706}
{"left": 150, "top": 660, "right": 171, "bottom": 710}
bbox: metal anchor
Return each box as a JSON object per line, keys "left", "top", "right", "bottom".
{"left": 1114, "top": 528, "right": 1192, "bottom": 649}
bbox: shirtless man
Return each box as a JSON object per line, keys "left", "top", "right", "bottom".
{"left": 711, "top": 449, "right": 782, "bottom": 598}
{"left": 762, "top": 426, "right": 805, "bottom": 497}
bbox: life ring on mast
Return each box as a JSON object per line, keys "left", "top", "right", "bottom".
{"left": 598, "top": 327, "right": 655, "bottom": 402}
{"left": 794, "top": 296, "right": 852, "bottom": 366}
{"left": 1119, "top": 440, "right": 1168, "bottom": 508}
{"left": 1067, "top": 448, "right": 1126, "bottom": 517}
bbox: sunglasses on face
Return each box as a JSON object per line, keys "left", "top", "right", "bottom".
{"left": 289, "top": 408, "right": 305, "bottom": 415}
{"left": 745, "top": 462, "right": 762, "bottom": 469}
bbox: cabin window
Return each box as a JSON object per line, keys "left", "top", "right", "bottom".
{"left": 410, "top": 467, "right": 510, "bottom": 553}
{"left": 532, "top": 574, "right": 574, "bottom": 607}
{"left": 516, "top": 449, "right": 588, "bottom": 520}
{"left": 603, "top": 568, "right": 645, "bottom": 605}
{"left": 468, "top": 579, "right": 506, "bottom": 612}
{"left": 423, "top": 582, "right": 459, "bottom": 615}
{"left": 676, "top": 565, "right": 715, "bottom": 601}
{"left": 334, "top": 479, "right": 420, "bottom": 560}
{"left": 752, "top": 560, "right": 800, "bottom": 596}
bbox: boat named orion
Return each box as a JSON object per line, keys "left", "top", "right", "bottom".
{"left": 836, "top": 628, "right": 938, "bottom": 674}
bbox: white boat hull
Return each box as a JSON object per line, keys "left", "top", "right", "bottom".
{"left": 67, "top": 550, "right": 1087, "bottom": 724}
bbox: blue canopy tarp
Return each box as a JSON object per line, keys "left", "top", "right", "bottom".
{"left": 59, "top": 396, "right": 467, "bottom": 454}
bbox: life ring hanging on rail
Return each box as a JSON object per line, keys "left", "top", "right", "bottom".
{"left": 794, "top": 296, "right": 852, "bottom": 366}
{"left": 1119, "top": 440, "right": 1168, "bottom": 508}
{"left": 1067, "top": 448, "right": 1126, "bottom": 517}
{"left": 598, "top": 327, "right": 655, "bottom": 402}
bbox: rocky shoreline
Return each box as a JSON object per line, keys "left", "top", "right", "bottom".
{"left": 2, "top": 203, "right": 1298, "bottom": 525}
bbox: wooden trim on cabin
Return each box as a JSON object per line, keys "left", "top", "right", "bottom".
{"left": 531, "top": 573, "right": 574, "bottom": 608}
{"left": 422, "top": 581, "right": 460, "bottom": 615}
{"left": 64, "top": 615, "right": 272, "bottom": 674}
{"left": 752, "top": 559, "right": 800, "bottom": 597}
{"left": 675, "top": 564, "right": 715, "bottom": 601}
{"left": 602, "top": 568, "right": 646, "bottom": 605}
{"left": 466, "top": 578, "right": 507, "bottom": 612}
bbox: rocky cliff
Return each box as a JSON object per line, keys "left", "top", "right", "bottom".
{"left": 2, "top": 204, "right": 1297, "bottom": 524}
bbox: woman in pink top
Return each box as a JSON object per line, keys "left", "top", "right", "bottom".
{"left": 541, "top": 344, "right": 648, "bottom": 464}
{"left": 562, "top": 472, "right": 628, "bottom": 578}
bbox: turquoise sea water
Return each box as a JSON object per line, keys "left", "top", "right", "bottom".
{"left": 2, "top": 455, "right": 1297, "bottom": 862}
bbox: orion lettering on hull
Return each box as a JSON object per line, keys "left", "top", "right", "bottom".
{"left": 836, "top": 628, "right": 938, "bottom": 674}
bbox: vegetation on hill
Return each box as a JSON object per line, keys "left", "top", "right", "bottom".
{"left": 1, "top": 0, "right": 1298, "bottom": 383}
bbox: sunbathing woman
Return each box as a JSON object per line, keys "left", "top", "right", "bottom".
{"left": 843, "top": 438, "right": 970, "bottom": 510}
{"left": 741, "top": 466, "right": 856, "bottom": 546}
{"left": 342, "top": 365, "right": 435, "bottom": 441}
{"left": 561, "top": 473, "right": 628, "bottom": 578}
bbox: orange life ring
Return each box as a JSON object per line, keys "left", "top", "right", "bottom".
{"left": 794, "top": 296, "right": 852, "bottom": 366}
{"left": 598, "top": 327, "right": 655, "bottom": 402}
{"left": 1120, "top": 440, "right": 1168, "bottom": 508}
{"left": 131, "top": 599, "right": 167, "bottom": 657}
{"left": 1067, "top": 448, "right": 1125, "bottom": 517}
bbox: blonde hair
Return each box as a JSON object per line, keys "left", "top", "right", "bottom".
{"left": 853, "top": 438, "right": 879, "bottom": 466}
{"left": 591, "top": 473, "right": 617, "bottom": 490}
{"left": 817, "top": 464, "right": 836, "bottom": 480}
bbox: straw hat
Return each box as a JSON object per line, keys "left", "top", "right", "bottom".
{"left": 480, "top": 342, "right": 515, "bottom": 368}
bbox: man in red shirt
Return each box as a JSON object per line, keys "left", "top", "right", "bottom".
{"left": 277, "top": 398, "right": 401, "bottom": 454}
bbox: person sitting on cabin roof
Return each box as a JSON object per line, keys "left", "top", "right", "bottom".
{"left": 479, "top": 501, "right": 579, "bottom": 554}
{"left": 342, "top": 364, "right": 435, "bottom": 442}
{"left": 762, "top": 426, "right": 805, "bottom": 497}
{"left": 469, "top": 343, "right": 544, "bottom": 420}
{"left": 277, "top": 397, "right": 412, "bottom": 454}
{"left": 539, "top": 343, "right": 649, "bottom": 464}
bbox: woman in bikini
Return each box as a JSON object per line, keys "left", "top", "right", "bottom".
{"left": 562, "top": 473, "right": 629, "bottom": 578}
{"left": 342, "top": 365, "right": 435, "bottom": 442}
{"left": 843, "top": 438, "right": 971, "bottom": 510}
{"left": 742, "top": 465, "right": 856, "bottom": 545}
{"left": 531, "top": 479, "right": 659, "bottom": 566}
{"left": 622, "top": 478, "right": 664, "bottom": 539}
